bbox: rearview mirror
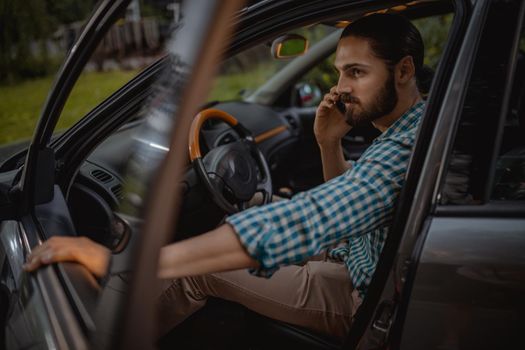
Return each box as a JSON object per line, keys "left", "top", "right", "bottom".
{"left": 271, "top": 34, "right": 309, "bottom": 59}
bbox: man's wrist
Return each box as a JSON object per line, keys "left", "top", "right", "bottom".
{"left": 318, "top": 138, "right": 342, "bottom": 150}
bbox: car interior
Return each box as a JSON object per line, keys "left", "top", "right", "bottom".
{"left": 66, "top": 2, "right": 455, "bottom": 246}
{"left": 15, "top": 0, "right": 524, "bottom": 348}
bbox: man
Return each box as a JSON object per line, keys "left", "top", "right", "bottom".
{"left": 24, "top": 14, "right": 427, "bottom": 339}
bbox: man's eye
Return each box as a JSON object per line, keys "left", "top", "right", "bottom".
{"left": 351, "top": 68, "right": 362, "bottom": 77}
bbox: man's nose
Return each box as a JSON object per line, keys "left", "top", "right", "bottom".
{"left": 336, "top": 76, "right": 352, "bottom": 95}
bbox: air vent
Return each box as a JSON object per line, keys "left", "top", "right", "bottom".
{"left": 284, "top": 115, "right": 298, "bottom": 130}
{"left": 91, "top": 169, "right": 113, "bottom": 183}
{"left": 111, "top": 184, "right": 124, "bottom": 200}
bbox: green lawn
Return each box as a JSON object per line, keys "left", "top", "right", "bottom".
{"left": 0, "top": 70, "right": 138, "bottom": 145}
{"left": 0, "top": 67, "right": 271, "bottom": 146}
{"left": 208, "top": 65, "right": 279, "bottom": 102}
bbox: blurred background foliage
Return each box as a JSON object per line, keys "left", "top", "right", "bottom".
{"left": 0, "top": 0, "right": 170, "bottom": 145}
{"left": 0, "top": 0, "right": 97, "bottom": 84}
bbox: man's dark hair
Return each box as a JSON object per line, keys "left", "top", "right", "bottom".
{"left": 341, "top": 14, "right": 432, "bottom": 93}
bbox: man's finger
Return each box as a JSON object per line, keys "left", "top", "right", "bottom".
{"left": 317, "top": 100, "right": 335, "bottom": 112}
{"left": 41, "top": 248, "right": 74, "bottom": 264}
{"left": 24, "top": 248, "right": 75, "bottom": 272}
{"left": 25, "top": 243, "right": 64, "bottom": 266}
{"left": 322, "top": 94, "right": 336, "bottom": 106}
{"left": 23, "top": 254, "right": 45, "bottom": 272}
{"left": 28, "top": 241, "right": 49, "bottom": 257}
{"left": 27, "top": 245, "right": 47, "bottom": 262}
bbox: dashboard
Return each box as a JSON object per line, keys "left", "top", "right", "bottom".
{"left": 68, "top": 101, "right": 303, "bottom": 243}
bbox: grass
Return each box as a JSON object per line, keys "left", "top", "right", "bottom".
{"left": 208, "top": 62, "right": 286, "bottom": 101}
{"left": 208, "top": 72, "right": 249, "bottom": 101}
{"left": 0, "top": 63, "right": 279, "bottom": 147}
{"left": 0, "top": 68, "right": 261, "bottom": 146}
{"left": 0, "top": 69, "right": 139, "bottom": 145}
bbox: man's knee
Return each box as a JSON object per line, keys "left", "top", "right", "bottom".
{"left": 157, "top": 275, "right": 214, "bottom": 336}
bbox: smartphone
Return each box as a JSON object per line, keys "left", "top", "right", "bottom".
{"left": 335, "top": 99, "right": 346, "bottom": 114}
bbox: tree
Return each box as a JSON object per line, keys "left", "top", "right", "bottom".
{"left": 0, "top": 0, "right": 95, "bottom": 84}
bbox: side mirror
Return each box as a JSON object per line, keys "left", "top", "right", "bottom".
{"left": 271, "top": 34, "right": 309, "bottom": 59}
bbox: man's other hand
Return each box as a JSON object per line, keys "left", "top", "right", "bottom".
{"left": 23, "top": 236, "right": 111, "bottom": 278}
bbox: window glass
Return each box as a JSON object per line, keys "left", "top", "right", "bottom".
{"left": 439, "top": 1, "right": 523, "bottom": 204}
{"left": 491, "top": 25, "right": 525, "bottom": 201}
{"left": 209, "top": 13, "right": 453, "bottom": 106}
{"left": 413, "top": 14, "right": 454, "bottom": 69}
{"left": 57, "top": 0, "right": 173, "bottom": 131}
{"left": 0, "top": 1, "right": 96, "bottom": 155}
{"left": 0, "top": 0, "right": 176, "bottom": 163}
{"left": 208, "top": 24, "right": 337, "bottom": 102}
{"left": 297, "top": 13, "right": 454, "bottom": 102}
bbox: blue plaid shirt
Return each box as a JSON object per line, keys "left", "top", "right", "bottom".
{"left": 226, "top": 101, "right": 425, "bottom": 298}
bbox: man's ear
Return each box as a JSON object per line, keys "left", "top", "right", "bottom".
{"left": 395, "top": 55, "right": 416, "bottom": 84}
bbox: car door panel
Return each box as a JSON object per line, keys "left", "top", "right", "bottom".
{"left": 33, "top": 186, "right": 102, "bottom": 329}
{"left": 399, "top": 1, "right": 525, "bottom": 348}
{"left": 0, "top": 220, "right": 50, "bottom": 350}
{"left": 0, "top": 219, "right": 89, "bottom": 350}
{"left": 400, "top": 216, "right": 525, "bottom": 349}
{"left": 4, "top": 276, "right": 55, "bottom": 349}
{"left": 0, "top": 221, "right": 25, "bottom": 292}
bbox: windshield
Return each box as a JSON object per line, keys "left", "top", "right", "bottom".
{"left": 208, "top": 24, "right": 337, "bottom": 102}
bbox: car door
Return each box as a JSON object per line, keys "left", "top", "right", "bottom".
{"left": 0, "top": 1, "right": 134, "bottom": 349}
{"left": 98, "top": 1, "right": 248, "bottom": 349}
{"left": 394, "top": 0, "right": 525, "bottom": 349}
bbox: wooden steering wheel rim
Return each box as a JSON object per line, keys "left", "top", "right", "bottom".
{"left": 189, "top": 108, "right": 239, "bottom": 161}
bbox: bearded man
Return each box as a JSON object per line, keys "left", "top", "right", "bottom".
{"left": 25, "top": 13, "right": 428, "bottom": 340}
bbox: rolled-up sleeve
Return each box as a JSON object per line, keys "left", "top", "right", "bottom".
{"left": 226, "top": 136, "right": 413, "bottom": 277}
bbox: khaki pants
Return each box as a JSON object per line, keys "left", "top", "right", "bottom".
{"left": 157, "top": 254, "right": 361, "bottom": 339}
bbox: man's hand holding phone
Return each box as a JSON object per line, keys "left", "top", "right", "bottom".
{"left": 314, "top": 86, "right": 354, "bottom": 181}
{"left": 314, "top": 86, "right": 352, "bottom": 147}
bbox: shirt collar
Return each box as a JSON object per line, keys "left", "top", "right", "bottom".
{"left": 375, "top": 100, "right": 426, "bottom": 141}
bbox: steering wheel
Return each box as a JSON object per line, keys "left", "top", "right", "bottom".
{"left": 189, "top": 109, "right": 273, "bottom": 214}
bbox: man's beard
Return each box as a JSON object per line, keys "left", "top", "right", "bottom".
{"left": 340, "top": 73, "right": 398, "bottom": 127}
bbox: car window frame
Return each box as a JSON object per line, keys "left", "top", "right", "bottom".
{"left": 434, "top": 0, "right": 525, "bottom": 217}
{"left": 487, "top": 11, "right": 525, "bottom": 205}
{"left": 18, "top": 0, "right": 132, "bottom": 211}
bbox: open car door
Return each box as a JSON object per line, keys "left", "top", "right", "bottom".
{"left": 87, "top": 1, "right": 245, "bottom": 349}
{"left": 1, "top": 0, "right": 244, "bottom": 348}
{"left": 0, "top": 1, "right": 136, "bottom": 349}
